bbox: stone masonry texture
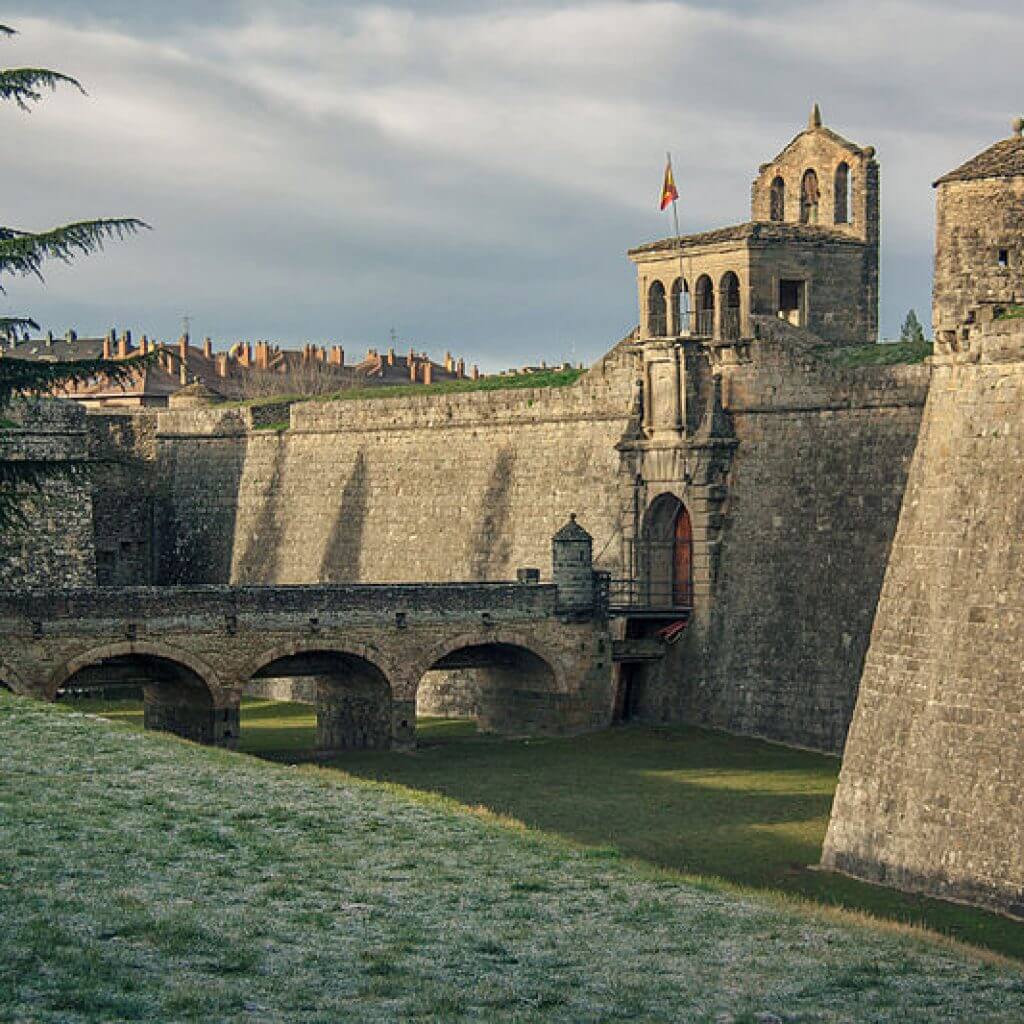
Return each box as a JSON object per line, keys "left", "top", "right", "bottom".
{"left": 821, "top": 357, "right": 1024, "bottom": 915}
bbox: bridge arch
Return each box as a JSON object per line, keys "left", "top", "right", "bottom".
{"left": 413, "top": 630, "right": 570, "bottom": 737}
{"left": 49, "top": 641, "right": 228, "bottom": 746}
{"left": 243, "top": 642, "right": 398, "bottom": 753}
{"left": 0, "top": 661, "right": 28, "bottom": 697}
{"left": 48, "top": 641, "right": 223, "bottom": 702}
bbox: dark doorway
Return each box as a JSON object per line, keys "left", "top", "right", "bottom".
{"left": 779, "top": 279, "right": 806, "bottom": 327}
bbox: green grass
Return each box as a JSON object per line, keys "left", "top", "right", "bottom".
{"left": 70, "top": 697, "right": 1024, "bottom": 962}
{"left": 815, "top": 340, "right": 933, "bottom": 368}
{"left": 229, "top": 367, "right": 585, "bottom": 411}
{"left": 5, "top": 692, "right": 1021, "bottom": 1022}
{"left": 994, "top": 305, "right": 1024, "bottom": 320}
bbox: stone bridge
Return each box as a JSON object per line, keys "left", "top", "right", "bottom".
{"left": 0, "top": 580, "right": 613, "bottom": 751}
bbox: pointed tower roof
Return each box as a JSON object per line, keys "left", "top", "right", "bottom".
{"left": 552, "top": 513, "right": 592, "bottom": 543}
{"left": 934, "top": 118, "right": 1024, "bottom": 186}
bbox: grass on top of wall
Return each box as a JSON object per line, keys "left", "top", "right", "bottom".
{"left": 814, "top": 340, "right": 933, "bottom": 368}
{"left": 6, "top": 691, "right": 1022, "bottom": 1023}
{"left": 233, "top": 366, "right": 586, "bottom": 413}
{"left": 994, "top": 305, "right": 1024, "bottom": 320}
{"left": 68, "top": 697, "right": 1024, "bottom": 964}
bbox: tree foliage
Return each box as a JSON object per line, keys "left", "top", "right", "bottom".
{"left": 899, "top": 308, "right": 926, "bottom": 344}
{"left": 0, "top": 24, "right": 148, "bottom": 530}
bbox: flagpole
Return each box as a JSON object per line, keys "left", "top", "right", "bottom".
{"left": 667, "top": 151, "right": 681, "bottom": 239}
{"left": 666, "top": 151, "right": 686, "bottom": 334}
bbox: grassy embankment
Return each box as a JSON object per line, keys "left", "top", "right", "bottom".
{"left": 233, "top": 367, "right": 586, "bottom": 431}
{"left": 74, "top": 697, "right": 1024, "bottom": 963}
{"left": 3, "top": 693, "right": 1023, "bottom": 1023}
{"left": 814, "top": 340, "right": 933, "bottom": 368}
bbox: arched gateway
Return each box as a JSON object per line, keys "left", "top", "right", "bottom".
{"left": 642, "top": 494, "right": 693, "bottom": 609}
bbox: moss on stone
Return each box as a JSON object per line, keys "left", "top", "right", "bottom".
{"left": 816, "top": 340, "right": 932, "bottom": 368}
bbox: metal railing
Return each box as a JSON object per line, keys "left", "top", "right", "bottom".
{"left": 607, "top": 577, "right": 692, "bottom": 612}
{"left": 695, "top": 309, "right": 714, "bottom": 336}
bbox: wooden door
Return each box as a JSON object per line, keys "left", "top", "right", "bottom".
{"left": 673, "top": 505, "right": 693, "bottom": 607}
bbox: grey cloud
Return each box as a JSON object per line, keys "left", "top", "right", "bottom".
{"left": 2, "top": 2, "right": 1022, "bottom": 366}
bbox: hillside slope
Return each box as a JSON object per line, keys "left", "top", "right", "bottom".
{"left": 0, "top": 694, "right": 1021, "bottom": 1023}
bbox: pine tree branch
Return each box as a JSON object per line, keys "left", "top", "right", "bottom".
{"left": 0, "top": 67, "right": 85, "bottom": 110}
{"left": 0, "top": 315, "right": 40, "bottom": 337}
{"left": 0, "top": 219, "right": 150, "bottom": 285}
{"left": 0, "top": 353, "right": 152, "bottom": 409}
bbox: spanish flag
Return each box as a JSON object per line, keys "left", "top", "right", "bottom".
{"left": 660, "top": 159, "right": 678, "bottom": 210}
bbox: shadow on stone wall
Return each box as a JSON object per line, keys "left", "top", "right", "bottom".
{"left": 157, "top": 419, "right": 250, "bottom": 585}
{"left": 320, "top": 449, "right": 369, "bottom": 583}
{"left": 232, "top": 439, "right": 286, "bottom": 584}
{"left": 469, "top": 447, "right": 516, "bottom": 580}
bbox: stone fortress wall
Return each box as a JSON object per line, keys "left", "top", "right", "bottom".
{"left": 821, "top": 119, "right": 1024, "bottom": 916}
{"left": 132, "top": 325, "right": 927, "bottom": 752}
{"left": 822, "top": 342, "right": 1024, "bottom": 916}
{"left": 0, "top": 400, "right": 96, "bottom": 589}
{"left": 153, "top": 340, "right": 638, "bottom": 589}
{"left": 686, "top": 350, "right": 928, "bottom": 752}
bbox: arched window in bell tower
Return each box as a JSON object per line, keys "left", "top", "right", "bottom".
{"left": 770, "top": 176, "right": 786, "bottom": 221}
{"left": 670, "top": 277, "right": 690, "bottom": 335}
{"left": 834, "top": 162, "right": 851, "bottom": 224}
{"left": 800, "top": 169, "right": 820, "bottom": 224}
{"left": 647, "top": 280, "right": 667, "bottom": 337}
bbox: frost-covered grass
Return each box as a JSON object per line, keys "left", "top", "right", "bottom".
{"left": 68, "top": 697, "right": 1024, "bottom": 961}
{"left": 3, "top": 695, "right": 1021, "bottom": 1021}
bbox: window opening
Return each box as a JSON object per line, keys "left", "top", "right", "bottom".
{"left": 800, "top": 169, "right": 820, "bottom": 225}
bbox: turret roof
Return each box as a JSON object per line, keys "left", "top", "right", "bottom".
{"left": 552, "top": 513, "right": 592, "bottom": 542}
{"left": 934, "top": 133, "right": 1024, "bottom": 186}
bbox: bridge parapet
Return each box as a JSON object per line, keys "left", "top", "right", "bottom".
{"left": 0, "top": 582, "right": 559, "bottom": 630}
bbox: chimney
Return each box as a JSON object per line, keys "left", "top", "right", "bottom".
{"left": 179, "top": 362, "right": 188, "bottom": 386}
{"left": 472, "top": 364, "right": 480, "bottom": 380}
{"left": 66, "top": 329, "right": 76, "bottom": 344}
{"left": 409, "top": 359, "right": 418, "bottom": 382}
{"left": 178, "top": 334, "right": 188, "bottom": 363}
{"left": 203, "top": 337, "right": 213, "bottom": 359}
{"left": 387, "top": 347, "right": 395, "bottom": 366}
{"left": 217, "top": 353, "right": 229, "bottom": 378}
{"left": 456, "top": 357, "right": 465, "bottom": 378}
{"left": 45, "top": 331, "right": 53, "bottom": 348}
{"left": 102, "top": 337, "right": 112, "bottom": 359}
{"left": 444, "top": 351, "right": 453, "bottom": 372}
{"left": 423, "top": 361, "right": 433, "bottom": 385}
{"left": 117, "top": 333, "right": 129, "bottom": 359}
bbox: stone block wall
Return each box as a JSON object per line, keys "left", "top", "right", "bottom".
{"left": 154, "top": 349, "right": 636, "bottom": 586}
{"left": 747, "top": 240, "right": 876, "bottom": 346}
{"left": 0, "top": 399, "right": 96, "bottom": 588}
{"left": 88, "top": 410, "right": 159, "bottom": 585}
{"left": 822, "top": 356, "right": 1024, "bottom": 914}
{"left": 674, "top": 357, "right": 929, "bottom": 752}
{"left": 933, "top": 176, "right": 1024, "bottom": 334}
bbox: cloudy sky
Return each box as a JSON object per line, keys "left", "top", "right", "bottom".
{"left": 1, "top": 1, "right": 1021, "bottom": 368}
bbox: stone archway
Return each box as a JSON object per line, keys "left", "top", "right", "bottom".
{"left": 641, "top": 493, "right": 693, "bottom": 609}
{"left": 414, "top": 632, "right": 568, "bottom": 737}
{"left": 51, "top": 642, "right": 227, "bottom": 746}
{"left": 245, "top": 644, "right": 397, "bottom": 753}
